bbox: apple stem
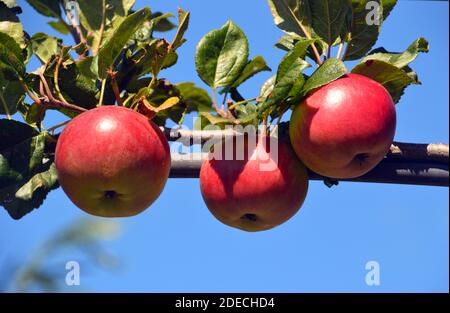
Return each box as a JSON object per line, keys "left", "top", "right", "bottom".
{"left": 98, "top": 79, "right": 107, "bottom": 107}
{"left": 211, "top": 88, "right": 228, "bottom": 118}
{"left": 261, "top": 115, "right": 269, "bottom": 137}
{"left": 108, "top": 70, "right": 124, "bottom": 106}
{"left": 336, "top": 43, "right": 344, "bottom": 60}
{"left": 270, "top": 107, "right": 287, "bottom": 137}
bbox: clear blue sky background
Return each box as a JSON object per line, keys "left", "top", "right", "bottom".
{"left": 0, "top": 0, "right": 448, "bottom": 292}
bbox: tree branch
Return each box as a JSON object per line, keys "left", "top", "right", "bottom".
{"left": 168, "top": 153, "right": 449, "bottom": 187}
{"left": 161, "top": 126, "right": 449, "bottom": 186}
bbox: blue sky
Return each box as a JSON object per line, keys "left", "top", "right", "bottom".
{"left": 0, "top": 0, "right": 448, "bottom": 292}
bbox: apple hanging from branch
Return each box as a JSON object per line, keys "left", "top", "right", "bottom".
{"left": 200, "top": 136, "right": 309, "bottom": 232}
{"left": 55, "top": 106, "right": 171, "bottom": 217}
{"left": 289, "top": 74, "right": 397, "bottom": 179}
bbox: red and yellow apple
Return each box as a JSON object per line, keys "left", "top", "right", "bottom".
{"left": 289, "top": 73, "right": 396, "bottom": 179}
{"left": 55, "top": 106, "right": 171, "bottom": 217}
{"left": 200, "top": 136, "right": 309, "bottom": 232}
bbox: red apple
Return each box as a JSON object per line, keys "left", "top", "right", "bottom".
{"left": 289, "top": 73, "right": 396, "bottom": 179}
{"left": 55, "top": 106, "right": 171, "bottom": 217}
{"left": 200, "top": 136, "right": 309, "bottom": 232}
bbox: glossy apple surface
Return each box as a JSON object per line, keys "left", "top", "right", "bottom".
{"left": 55, "top": 106, "right": 171, "bottom": 217}
{"left": 200, "top": 136, "right": 309, "bottom": 232}
{"left": 290, "top": 73, "right": 396, "bottom": 179}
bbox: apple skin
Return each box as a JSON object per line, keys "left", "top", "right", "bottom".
{"left": 289, "top": 73, "right": 396, "bottom": 179}
{"left": 55, "top": 106, "right": 171, "bottom": 217}
{"left": 200, "top": 136, "right": 309, "bottom": 232}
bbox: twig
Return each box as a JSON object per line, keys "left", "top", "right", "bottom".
{"left": 98, "top": 79, "right": 107, "bottom": 107}
{"left": 47, "top": 120, "right": 70, "bottom": 133}
{"left": 336, "top": 43, "right": 344, "bottom": 59}
{"left": 0, "top": 91, "right": 12, "bottom": 120}
{"left": 108, "top": 70, "right": 124, "bottom": 106}
{"left": 37, "top": 69, "right": 87, "bottom": 113}
{"left": 270, "top": 106, "right": 288, "bottom": 137}
{"left": 211, "top": 88, "right": 228, "bottom": 118}
{"left": 18, "top": 77, "right": 41, "bottom": 104}
{"left": 54, "top": 55, "right": 69, "bottom": 104}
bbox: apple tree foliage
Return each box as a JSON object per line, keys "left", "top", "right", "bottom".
{"left": 0, "top": 0, "right": 428, "bottom": 219}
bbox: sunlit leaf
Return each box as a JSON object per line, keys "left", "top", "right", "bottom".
{"left": 195, "top": 20, "right": 249, "bottom": 89}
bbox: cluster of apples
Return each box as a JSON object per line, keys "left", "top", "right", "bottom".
{"left": 55, "top": 74, "right": 396, "bottom": 231}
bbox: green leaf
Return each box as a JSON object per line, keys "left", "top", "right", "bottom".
{"left": 0, "top": 120, "right": 45, "bottom": 189}
{"left": 150, "top": 11, "right": 177, "bottom": 32}
{"left": 0, "top": 121, "right": 57, "bottom": 219}
{"left": 1, "top": 161, "right": 58, "bottom": 220}
{"left": 161, "top": 50, "right": 178, "bottom": 70}
{"left": 351, "top": 59, "right": 416, "bottom": 103}
{"left": 134, "top": 12, "right": 174, "bottom": 44}
{"left": 25, "top": 0, "right": 61, "bottom": 18}
{"left": 257, "top": 39, "right": 314, "bottom": 115}
{"left": 170, "top": 8, "right": 189, "bottom": 50}
{"left": 77, "top": 0, "right": 104, "bottom": 31}
{"left": 0, "top": 1, "right": 17, "bottom": 9}
{"left": 30, "top": 32, "right": 62, "bottom": 64}
{"left": 235, "top": 103, "right": 258, "bottom": 126}
{"left": 258, "top": 58, "right": 308, "bottom": 116}
{"left": 0, "top": 2, "right": 25, "bottom": 48}
{"left": 78, "top": 0, "right": 134, "bottom": 31}
{"left": 301, "top": 57, "right": 347, "bottom": 96}
{"left": 76, "top": 56, "right": 98, "bottom": 80}
{"left": 0, "top": 31, "right": 23, "bottom": 61}
{"left": 344, "top": 0, "right": 398, "bottom": 61}
{"left": 231, "top": 56, "right": 271, "bottom": 88}
{"left": 0, "top": 33, "right": 26, "bottom": 80}
{"left": 309, "top": 0, "right": 352, "bottom": 46}
{"left": 15, "top": 163, "right": 58, "bottom": 201}
{"left": 267, "top": 0, "right": 313, "bottom": 38}
{"left": 95, "top": 8, "right": 151, "bottom": 79}
{"left": 260, "top": 75, "right": 276, "bottom": 100}
{"left": 275, "top": 34, "right": 299, "bottom": 52}
{"left": 0, "top": 79, "right": 24, "bottom": 116}
{"left": 47, "top": 20, "right": 70, "bottom": 35}
{"left": 58, "top": 62, "right": 99, "bottom": 109}
{"left": 276, "top": 39, "right": 314, "bottom": 81}
{"left": 195, "top": 20, "right": 249, "bottom": 89}
{"left": 200, "top": 112, "right": 235, "bottom": 125}
{"left": 18, "top": 102, "right": 45, "bottom": 129}
{"left": 177, "top": 82, "right": 213, "bottom": 113}
{"left": 78, "top": 0, "right": 136, "bottom": 55}
{"left": 362, "top": 37, "right": 429, "bottom": 69}
{"left": 142, "top": 97, "right": 179, "bottom": 113}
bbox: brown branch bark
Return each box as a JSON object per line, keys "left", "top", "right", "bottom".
{"left": 161, "top": 127, "right": 449, "bottom": 165}
{"left": 168, "top": 153, "right": 449, "bottom": 187}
